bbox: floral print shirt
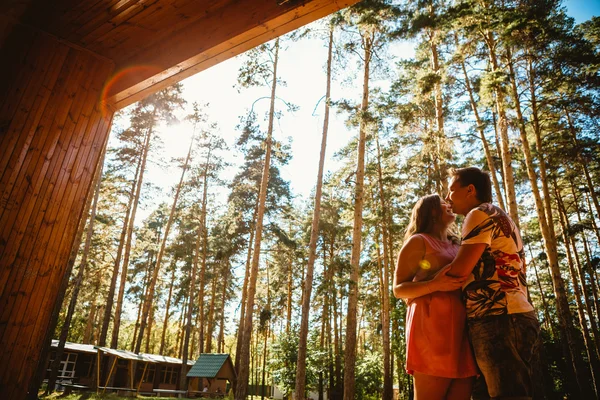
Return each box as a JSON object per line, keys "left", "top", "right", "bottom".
{"left": 460, "top": 203, "right": 533, "bottom": 319}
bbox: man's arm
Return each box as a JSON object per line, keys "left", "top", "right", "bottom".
{"left": 446, "top": 243, "right": 487, "bottom": 278}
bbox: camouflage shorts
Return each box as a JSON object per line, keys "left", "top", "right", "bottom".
{"left": 468, "top": 311, "right": 540, "bottom": 400}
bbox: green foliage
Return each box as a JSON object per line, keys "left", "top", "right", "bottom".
{"left": 269, "top": 330, "right": 327, "bottom": 397}
{"left": 354, "top": 352, "right": 384, "bottom": 400}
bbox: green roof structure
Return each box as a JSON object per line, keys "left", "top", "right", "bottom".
{"left": 187, "top": 354, "right": 236, "bottom": 381}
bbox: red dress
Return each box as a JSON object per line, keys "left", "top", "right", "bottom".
{"left": 405, "top": 234, "right": 478, "bottom": 378}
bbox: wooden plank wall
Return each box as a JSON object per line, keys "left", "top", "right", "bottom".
{"left": 0, "top": 23, "right": 114, "bottom": 400}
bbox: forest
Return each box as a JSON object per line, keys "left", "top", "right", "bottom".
{"left": 47, "top": 0, "right": 600, "bottom": 399}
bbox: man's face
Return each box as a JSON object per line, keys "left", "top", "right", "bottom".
{"left": 445, "top": 176, "right": 473, "bottom": 216}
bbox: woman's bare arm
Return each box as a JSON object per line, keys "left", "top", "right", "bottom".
{"left": 393, "top": 235, "right": 465, "bottom": 300}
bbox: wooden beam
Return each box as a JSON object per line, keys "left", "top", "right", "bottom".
{"left": 105, "top": 0, "right": 359, "bottom": 109}
{"left": 97, "top": 351, "right": 101, "bottom": 393}
{"left": 138, "top": 363, "right": 149, "bottom": 393}
{"left": 103, "top": 356, "right": 118, "bottom": 394}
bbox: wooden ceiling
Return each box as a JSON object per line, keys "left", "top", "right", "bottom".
{"left": 4, "top": 0, "right": 359, "bottom": 109}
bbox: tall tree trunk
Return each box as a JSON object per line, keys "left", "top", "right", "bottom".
{"left": 83, "top": 298, "right": 97, "bottom": 344}
{"left": 572, "top": 185, "right": 600, "bottom": 319}
{"left": 160, "top": 265, "right": 177, "bottom": 355}
{"left": 294, "top": 24, "right": 334, "bottom": 400}
{"left": 197, "top": 143, "right": 214, "bottom": 357}
{"left": 131, "top": 253, "right": 153, "bottom": 351}
{"left": 319, "top": 262, "right": 328, "bottom": 400}
{"left": 343, "top": 32, "right": 372, "bottom": 400}
{"left": 101, "top": 127, "right": 152, "bottom": 347}
{"left": 98, "top": 197, "right": 131, "bottom": 346}
{"left": 584, "top": 192, "right": 600, "bottom": 257}
{"left": 197, "top": 198, "right": 210, "bottom": 356}
{"left": 178, "top": 295, "right": 188, "bottom": 359}
{"left": 526, "top": 56, "right": 553, "bottom": 226}
{"left": 111, "top": 149, "right": 145, "bottom": 348}
{"left": 569, "top": 182, "right": 600, "bottom": 358}
{"left": 374, "top": 136, "right": 392, "bottom": 400}
{"left": 180, "top": 208, "right": 203, "bottom": 387}
{"left": 455, "top": 33, "right": 505, "bottom": 210}
{"left": 556, "top": 186, "right": 600, "bottom": 396}
{"left": 93, "top": 306, "right": 103, "bottom": 344}
{"left": 177, "top": 116, "right": 205, "bottom": 378}
{"left": 333, "top": 252, "right": 342, "bottom": 400}
{"left": 184, "top": 139, "right": 213, "bottom": 371}
{"left": 261, "top": 325, "right": 269, "bottom": 400}
{"left": 286, "top": 259, "right": 293, "bottom": 335}
{"left": 205, "top": 276, "right": 217, "bottom": 353}
{"left": 524, "top": 53, "right": 597, "bottom": 396}
{"left": 235, "top": 38, "right": 279, "bottom": 400}
{"left": 566, "top": 106, "right": 600, "bottom": 321}
{"left": 234, "top": 205, "right": 257, "bottom": 380}
{"left": 84, "top": 233, "right": 106, "bottom": 344}
{"left": 325, "top": 249, "right": 336, "bottom": 400}
{"left": 491, "top": 111, "right": 505, "bottom": 191}
{"left": 563, "top": 107, "right": 600, "bottom": 222}
{"left": 526, "top": 245, "right": 556, "bottom": 338}
{"left": 252, "top": 325, "right": 258, "bottom": 397}
{"left": 192, "top": 299, "right": 202, "bottom": 358}
{"left": 507, "top": 46, "right": 591, "bottom": 397}
{"left": 218, "top": 258, "right": 229, "bottom": 353}
{"left": 145, "top": 299, "right": 156, "bottom": 354}
{"left": 550, "top": 177, "right": 596, "bottom": 397}
{"left": 427, "top": 19, "right": 448, "bottom": 194}
{"left": 392, "top": 301, "right": 404, "bottom": 397}
{"left": 135, "top": 127, "right": 194, "bottom": 353}
{"left": 481, "top": 29, "right": 519, "bottom": 227}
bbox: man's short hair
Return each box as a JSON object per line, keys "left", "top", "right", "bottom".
{"left": 449, "top": 167, "right": 493, "bottom": 203}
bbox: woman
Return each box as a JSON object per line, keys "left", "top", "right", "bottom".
{"left": 393, "top": 194, "right": 477, "bottom": 400}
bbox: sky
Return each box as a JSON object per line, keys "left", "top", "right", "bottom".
{"left": 564, "top": 0, "right": 600, "bottom": 24}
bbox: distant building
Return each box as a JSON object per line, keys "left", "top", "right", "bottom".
{"left": 186, "top": 353, "right": 236, "bottom": 395}
{"left": 45, "top": 340, "right": 194, "bottom": 395}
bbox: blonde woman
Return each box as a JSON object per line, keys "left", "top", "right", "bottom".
{"left": 393, "top": 194, "right": 477, "bottom": 400}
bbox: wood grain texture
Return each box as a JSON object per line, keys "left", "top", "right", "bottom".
{"left": 0, "top": 28, "right": 114, "bottom": 399}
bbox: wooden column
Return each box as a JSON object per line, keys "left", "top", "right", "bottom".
{"left": 0, "top": 23, "right": 114, "bottom": 400}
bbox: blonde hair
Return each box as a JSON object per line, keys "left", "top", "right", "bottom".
{"left": 403, "top": 194, "right": 459, "bottom": 243}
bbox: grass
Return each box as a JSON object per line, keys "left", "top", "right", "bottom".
{"left": 39, "top": 393, "right": 178, "bottom": 400}
{"left": 38, "top": 390, "right": 265, "bottom": 400}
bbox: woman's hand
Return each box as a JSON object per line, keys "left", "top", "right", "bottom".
{"left": 428, "top": 265, "right": 465, "bottom": 292}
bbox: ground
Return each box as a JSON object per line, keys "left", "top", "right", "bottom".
{"left": 40, "top": 394, "right": 175, "bottom": 400}
{"left": 38, "top": 392, "right": 269, "bottom": 400}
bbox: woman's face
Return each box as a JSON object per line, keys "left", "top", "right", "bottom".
{"left": 438, "top": 199, "right": 456, "bottom": 225}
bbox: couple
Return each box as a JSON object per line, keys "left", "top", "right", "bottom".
{"left": 393, "top": 167, "right": 540, "bottom": 400}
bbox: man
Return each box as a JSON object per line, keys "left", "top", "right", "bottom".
{"left": 444, "top": 167, "right": 540, "bottom": 400}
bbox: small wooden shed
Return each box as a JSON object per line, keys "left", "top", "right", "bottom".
{"left": 186, "top": 354, "right": 236, "bottom": 396}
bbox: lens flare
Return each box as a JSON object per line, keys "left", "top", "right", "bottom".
{"left": 419, "top": 259, "right": 431, "bottom": 270}
{"left": 101, "top": 65, "right": 163, "bottom": 117}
